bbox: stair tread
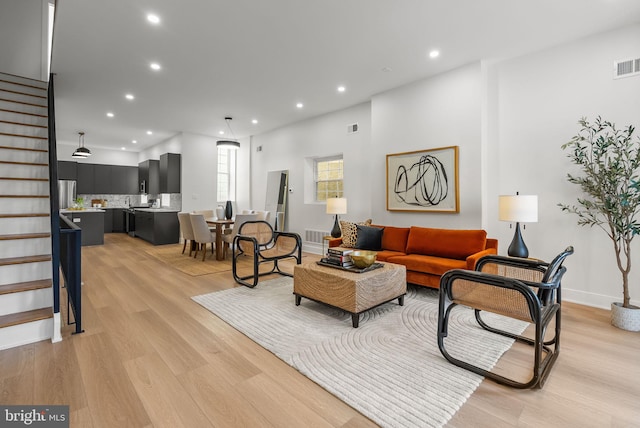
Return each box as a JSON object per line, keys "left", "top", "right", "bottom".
{"left": 0, "top": 160, "right": 48, "bottom": 166}
{"left": 0, "top": 177, "right": 48, "bottom": 181}
{"left": 0, "top": 74, "right": 47, "bottom": 88}
{"left": 0, "top": 145, "right": 47, "bottom": 152}
{"left": 0, "top": 213, "right": 49, "bottom": 218}
{"left": 0, "top": 108, "right": 47, "bottom": 118}
{"left": 0, "top": 88, "right": 47, "bottom": 100}
{"left": 0, "top": 233, "right": 51, "bottom": 240}
{"left": 0, "top": 307, "right": 52, "bottom": 329}
{"left": 0, "top": 97, "right": 46, "bottom": 108}
{"left": 0, "top": 195, "right": 49, "bottom": 198}
{"left": 0, "top": 255, "right": 51, "bottom": 266}
{"left": 0, "top": 132, "right": 47, "bottom": 140}
{"left": 0, "top": 120, "right": 47, "bottom": 129}
{"left": 0, "top": 279, "right": 51, "bottom": 295}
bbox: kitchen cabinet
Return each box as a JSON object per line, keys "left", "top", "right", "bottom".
{"left": 77, "top": 163, "right": 94, "bottom": 194}
{"left": 93, "top": 164, "right": 112, "bottom": 193}
{"left": 58, "top": 161, "right": 77, "bottom": 180}
{"left": 103, "top": 208, "right": 113, "bottom": 233}
{"left": 138, "top": 160, "right": 159, "bottom": 194}
{"left": 159, "top": 153, "right": 181, "bottom": 193}
{"left": 62, "top": 210, "right": 105, "bottom": 246}
{"left": 134, "top": 210, "right": 179, "bottom": 245}
{"left": 112, "top": 208, "right": 125, "bottom": 232}
{"left": 111, "top": 166, "right": 138, "bottom": 194}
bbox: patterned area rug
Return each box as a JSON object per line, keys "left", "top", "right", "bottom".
{"left": 192, "top": 277, "right": 526, "bottom": 428}
{"left": 145, "top": 245, "right": 232, "bottom": 276}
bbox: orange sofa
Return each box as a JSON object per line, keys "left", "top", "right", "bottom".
{"left": 329, "top": 225, "right": 498, "bottom": 289}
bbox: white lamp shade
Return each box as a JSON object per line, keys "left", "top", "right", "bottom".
{"left": 499, "top": 195, "right": 538, "bottom": 223}
{"left": 326, "top": 197, "right": 347, "bottom": 215}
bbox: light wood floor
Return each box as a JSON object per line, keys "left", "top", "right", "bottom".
{"left": 1, "top": 233, "right": 638, "bottom": 427}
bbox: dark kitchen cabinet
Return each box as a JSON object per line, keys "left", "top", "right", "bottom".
{"left": 111, "top": 165, "right": 138, "bottom": 194}
{"left": 138, "top": 160, "right": 159, "bottom": 194}
{"left": 159, "top": 153, "right": 181, "bottom": 193}
{"left": 93, "top": 164, "right": 112, "bottom": 193}
{"left": 103, "top": 208, "right": 113, "bottom": 233}
{"left": 125, "top": 166, "right": 139, "bottom": 194}
{"left": 58, "top": 161, "right": 77, "bottom": 180}
{"left": 134, "top": 210, "right": 179, "bottom": 245}
{"left": 77, "top": 163, "right": 94, "bottom": 194}
{"left": 112, "top": 208, "right": 125, "bottom": 232}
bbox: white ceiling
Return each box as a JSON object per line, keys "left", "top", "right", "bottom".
{"left": 51, "top": 0, "right": 640, "bottom": 152}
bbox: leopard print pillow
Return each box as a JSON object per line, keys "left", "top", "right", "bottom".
{"left": 339, "top": 219, "right": 372, "bottom": 247}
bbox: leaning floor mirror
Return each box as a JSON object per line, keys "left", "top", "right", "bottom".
{"left": 265, "top": 170, "right": 288, "bottom": 230}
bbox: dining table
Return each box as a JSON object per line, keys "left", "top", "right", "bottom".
{"left": 205, "top": 218, "right": 234, "bottom": 260}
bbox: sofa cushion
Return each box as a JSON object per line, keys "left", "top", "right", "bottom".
{"left": 376, "top": 250, "right": 406, "bottom": 262}
{"left": 355, "top": 225, "right": 384, "bottom": 250}
{"left": 387, "top": 254, "right": 467, "bottom": 276}
{"left": 380, "top": 226, "right": 410, "bottom": 252}
{"left": 405, "top": 227, "right": 487, "bottom": 260}
{"left": 339, "top": 219, "right": 372, "bottom": 247}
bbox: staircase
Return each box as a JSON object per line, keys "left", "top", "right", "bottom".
{"left": 0, "top": 72, "right": 56, "bottom": 350}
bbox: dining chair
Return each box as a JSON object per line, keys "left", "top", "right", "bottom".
{"left": 189, "top": 214, "right": 215, "bottom": 261}
{"left": 177, "top": 212, "right": 195, "bottom": 256}
{"left": 221, "top": 213, "right": 258, "bottom": 258}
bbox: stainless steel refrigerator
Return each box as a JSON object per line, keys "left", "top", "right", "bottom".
{"left": 58, "top": 180, "right": 76, "bottom": 209}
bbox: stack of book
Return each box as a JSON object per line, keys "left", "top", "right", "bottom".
{"left": 322, "top": 247, "right": 354, "bottom": 267}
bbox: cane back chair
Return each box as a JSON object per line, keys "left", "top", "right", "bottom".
{"left": 438, "top": 246, "right": 574, "bottom": 389}
{"left": 232, "top": 220, "right": 302, "bottom": 287}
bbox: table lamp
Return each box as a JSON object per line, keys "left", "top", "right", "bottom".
{"left": 499, "top": 193, "right": 538, "bottom": 258}
{"left": 326, "top": 197, "right": 347, "bottom": 238}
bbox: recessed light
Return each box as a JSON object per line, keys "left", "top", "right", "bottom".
{"left": 147, "top": 14, "right": 160, "bottom": 24}
{"left": 125, "top": 94, "right": 135, "bottom": 100}
{"left": 121, "top": 147, "right": 126, "bottom": 150}
{"left": 132, "top": 140, "right": 137, "bottom": 144}
{"left": 146, "top": 130, "right": 153, "bottom": 135}
{"left": 337, "top": 86, "right": 346, "bottom": 93}
{"left": 150, "top": 62, "right": 161, "bottom": 71}
{"left": 252, "top": 119, "right": 258, "bottom": 124}
{"left": 429, "top": 50, "right": 440, "bottom": 59}
{"left": 218, "top": 131, "right": 225, "bottom": 135}
{"left": 381, "top": 67, "right": 393, "bottom": 72}
{"left": 296, "top": 102, "right": 304, "bottom": 109}
{"left": 106, "top": 112, "right": 114, "bottom": 118}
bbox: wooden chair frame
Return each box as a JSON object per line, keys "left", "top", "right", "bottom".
{"left": 437, "top": 246, "right": 573, "bottom": 389}
{"left": 232, "top": 221, "right": 302, "bottom": 288}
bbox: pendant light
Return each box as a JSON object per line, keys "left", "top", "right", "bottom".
{"left": 72, "top": 131, "right": 91, "bottom": 158}
{"left": 216, "top": 117, "right": 240, "bottom": 149}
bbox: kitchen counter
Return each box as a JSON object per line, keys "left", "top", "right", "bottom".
{"left": 60, "top": 208, "right": 106, "bottom": 213}
{"left": 133, "top": 209, "right": 180, "bottom": 245}
{"left": 133, "top": 208, "right": 180, "bottom": 213}
{"left": 61, "top": 210, "right": 105, "bottom": 246}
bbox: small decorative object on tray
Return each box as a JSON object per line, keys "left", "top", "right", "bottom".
{"left": 350, "top": 250, "right": 377, "bottom": 268}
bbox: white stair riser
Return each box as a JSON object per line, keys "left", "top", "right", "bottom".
{"left": 0, "top": 317, "right": 53, "bottom": 351}
{"left": 0, "top": 148, "right": 48, "bottom": 163}
{"left": 0, "top": 237, "right": 51, "bottom": 258}
{"left": 0, "top": 180, "right": 49, "bottom": 195}
{"left": 0, "top": 110, "right": 47, "bottom": 127}
{"left": 0, "top": 163, "right": 49, "bottom": 179}
{"left": 0, "top": 90, "right": 47, "bottom": 107}
{"left": 0, "top": 123, "right": 47, "bottom": 138}
{"left": 0, "top": 134, "right": 48, "bottom": 149}
{"left": 0, "top": 261, "right": 51, "bottom": 286}
{"left": 0, "top": 73, "right": 47, "bottom": 90}
{"left": 0, "top": 217, "right": 50, "bottom": 234}
{"left": 0, "top": 80, "right": 48, "bottom": 97}
{"left": 0, "top": 198, "right": 50, "bottom": 215}
{"left": 0, "top": 287, "right": 52, "bottom": 316}
{"left": 0, "top": 100, "right": 47, "bottom": 116}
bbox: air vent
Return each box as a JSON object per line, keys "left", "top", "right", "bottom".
{"left": 614, "top": 57, "right": 640, "bottom": 79}
{"left": 347, "top": 123, "right": 359, "bottom": 134}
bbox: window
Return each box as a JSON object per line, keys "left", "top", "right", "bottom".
{"left": 217, "top": 147, "right": 237, "bottom": 202}
{"left": 315, "top": 156, "right": 343, "bottom": 202}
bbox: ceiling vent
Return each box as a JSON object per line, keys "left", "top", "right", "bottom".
{"left": 347, "top": 123, "right": 359, "bottom": 134}
{"left": 614, "top": 57, "right": 640, "bottom": 79}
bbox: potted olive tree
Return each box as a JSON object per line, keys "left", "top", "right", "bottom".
{"left": 560, "top": 117, "right": 640, "bottom": 331}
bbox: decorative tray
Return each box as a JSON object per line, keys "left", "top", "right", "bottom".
{"left": 316, "top": 260, "right": 384, "bottom": 273}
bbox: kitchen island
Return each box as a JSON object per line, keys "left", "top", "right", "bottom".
{"left": 61, "top": 208, "right": 105, "bottom": 246}
{"left": 133, "top": 209, "right": 180, "bottom": 245}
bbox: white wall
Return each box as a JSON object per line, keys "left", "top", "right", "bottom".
{"left": 138, "top": 134, "right": 182, "bottom": 163}
{"left": 488, "top": 24, "right": 640, "bottom": 308}
{"left": 250, "top": 102, "right": 371, "bottom": 238}
{"left": 56, "top": 142, "right": 139, "bottom": 166}
{"left": 0, "top": 0, "right": 48, "bottom": 80}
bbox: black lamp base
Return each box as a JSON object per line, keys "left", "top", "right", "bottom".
{"left": 507, "top": 222, "right": 529, "bottom": 258}
{"left": 330, "top": 214, "right": 341, "bottom": 238}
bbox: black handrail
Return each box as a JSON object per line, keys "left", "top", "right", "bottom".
{"left": 59, "top": 215, "right": 84, "bottom": 334}
{"left": 47, "top": 74, "right": 61, "bottom": 317}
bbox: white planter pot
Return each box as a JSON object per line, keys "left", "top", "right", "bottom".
{"left": 611, "top": 302, "right": 640, "bottom": 332}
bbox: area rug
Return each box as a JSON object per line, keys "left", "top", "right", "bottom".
{"left": 145, "top": 245, "right": 232, "bottom": 276}
{"left": 192, "top": 277, "right": 526, "bottom": 428}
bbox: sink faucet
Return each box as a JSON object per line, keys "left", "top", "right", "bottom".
{"left": 125, "top": 196, "right": 131, "bottom": 208}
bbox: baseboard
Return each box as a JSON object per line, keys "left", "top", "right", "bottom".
{"left": 0, "top": 318, "right": 53, "bottom": 350}
{"left": 51, "top": 312, "right": 62, "bottom": 343}
{"left": 563, "top": 287, "right": 638, "bottom": 310}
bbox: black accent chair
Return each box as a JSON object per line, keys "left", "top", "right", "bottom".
{"left": 437, "top": 246, "right": 574, "bottom": 389}
{"left": 232, "top": 220, "right": 302, "bottom": 288}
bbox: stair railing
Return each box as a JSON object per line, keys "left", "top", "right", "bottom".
{"left": 59, "top": 215, "right": 83, "bottom": 334}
